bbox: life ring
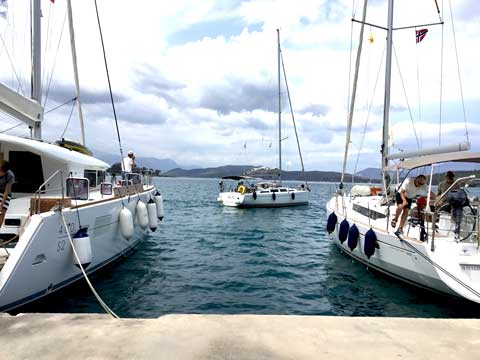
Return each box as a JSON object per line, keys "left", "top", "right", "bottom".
{"left": 237, "top": 185, "right": 246, "bottom": 194}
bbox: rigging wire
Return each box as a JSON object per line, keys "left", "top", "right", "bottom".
{"left": 352, "top": 44, "right": 386, "bottom": 178}
{"left": 44, "top": 96, "right": 77, "bottom": 114}
{"left": 392, "top": 44, "right": 420, "bottom": 149}
{"left": 43, "top": 8, "right": 68, "bottom": 108}
{"left": 415, "top": 27, "right": 422, "bottom": 147}
{"left": 448, "top": 0, "right": 469, "bottom": 143}
{"left": 438, "top": 0, "right": 444, "bottom": 145}
{"left": 280, "top": 51, "right": 307, "bottom": 186}
{"left": 0, "top": 32, "right": 25, "bottom": 96}
{"left": 94, "top": 0, "right": 125, "bottom": 166}
{"left": 0, "top": 122, "right": 25, "bottom": 134}
{"left": 60, "top": 99, "right": 77, "bottom": 139}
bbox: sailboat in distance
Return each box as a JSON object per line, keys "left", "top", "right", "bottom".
{"left": 0, "top": 0, "right": 163, "bottom": 312}
{"left": 326, "top": 0, "right": 480, "bottom": 303}
{"left": 217, "top": 29, "right": 310, "bottom": 208}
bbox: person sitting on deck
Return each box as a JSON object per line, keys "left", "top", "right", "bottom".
{"left": 437, "top": 171, "right": 458, "bottom": 197}
{"left": 0, "top": 161, "right": 15, "bottom": 227}
{"left": 391, "top": 175, "right": 435, "bottom": 235}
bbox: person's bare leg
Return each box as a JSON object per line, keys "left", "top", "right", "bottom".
{"left": 394, "top": 205, "right": 404, "bottom": 224}
{"left": 0, "top": 210, "right": 6, "bottom": 227}
{"left": 399, "top": 208, "right": 409, "bottom": 230}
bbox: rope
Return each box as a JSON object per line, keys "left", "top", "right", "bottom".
{"left": 94, "top": 0, "right": 125, "bottom": 167}
{"left": 60, "top": 211, "right": 119, "bottom": 318}
{"left": 393, "top": 44, "right": 420, "bottom": 149}
{"left": 448, "top": 0, "right": 469, "bottom": 143}
{"left": 395, "top": 232, "right": 480, "bottom": 299}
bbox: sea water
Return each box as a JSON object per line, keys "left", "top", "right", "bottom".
{"left": 20, "top": 177, "right": 480, "bottom": 318}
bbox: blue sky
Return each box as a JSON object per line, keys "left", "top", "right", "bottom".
{"left": 0, "top": 0, "right": 479, "bottom": 172}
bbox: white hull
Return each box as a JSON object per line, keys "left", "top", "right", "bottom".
{"left": 218, "top": 189, "right": 309, "bottom": 208}
{"left": 0, "top": 188, "right": 156, "bottom": 312}
{"left": 326, "top": 195, "right": 480, "bottom": 303}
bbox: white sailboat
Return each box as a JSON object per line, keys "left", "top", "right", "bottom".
{"left": 326, "top": 0, "right": 480, "bottom": 303}
{"left": 0, "top": 0, "right": 164, "bottom": 312}
{"left": 218, "top": 30, "right": 309, "bottom": 208}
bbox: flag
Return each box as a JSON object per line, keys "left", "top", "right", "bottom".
{"left": 416, "top": 29, "right": 428, "bottom": 43}
{"left": 0, "top": 0, "right": 7, "bottom": 18}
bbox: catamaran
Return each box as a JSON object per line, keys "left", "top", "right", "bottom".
{"left": 0, "top": 0, "right": 164, "bottom": 312}
{"left": 217, "top": 30, "right": 309, "bottom": 208}
{"left": 326, "top": 0, "right": 480, "bottom": 303}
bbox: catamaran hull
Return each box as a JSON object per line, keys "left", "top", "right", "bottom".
{"left": 326, "top": 197, "right": 480, "bottom": 304}
{"left": 0, "top": 188, "right": 156, "bottom": 312}
{"left": 219, "top": 191, "right": 309, "bottom": 208}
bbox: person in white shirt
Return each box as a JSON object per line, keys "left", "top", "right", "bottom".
{"left": 122, "top": 151, "right": 136, "bottom": 173}
{"left": 391, "top": 174, "right": 435, "bottom": 235}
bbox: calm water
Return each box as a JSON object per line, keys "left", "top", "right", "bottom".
{"left": 20, "top": 178, "right": 480, "bottom": 318}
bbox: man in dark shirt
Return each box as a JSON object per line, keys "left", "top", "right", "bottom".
{"left": 0, "top": 161, "right": 15, "bottom": 226}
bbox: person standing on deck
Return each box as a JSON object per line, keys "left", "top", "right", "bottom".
{"left": 391, "top": 175, "right": 435, "bottom": 235}
{"left": 122, "top": 151, "right": 136, "bottom": 173}
{"left": 0, "top": 161, "right": 15, "bottom": 227}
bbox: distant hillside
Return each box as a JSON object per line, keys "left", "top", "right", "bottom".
{"left": 162, "top": 165, "right": 374, "bottom": 183}
{"left": 92, "top": 150, "right": 196, "bottom": 171}
{"left": 355, "top": 167, "right": 382, "bottom": 180}
{"left": 163, "top": 165, "right": 256, "bottom": 178}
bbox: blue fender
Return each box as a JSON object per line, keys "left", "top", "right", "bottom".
{"left": 326, "top": 212, "right": 337, "bottom": 233}
{"left": 364, "top": 228, "right": 379, "bottom": 259}
{"left": 347, "top": 224, "right": 359, "bottom": 250}
{"left": 338, "top": 219, "right": 349, "bottom": 243}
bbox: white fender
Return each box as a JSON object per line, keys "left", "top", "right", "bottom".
{"left": 136, "top": 200, "right": 149, "bottom": 229}
{"left": 154, "top": 193, "right": 164, "bottom": 220}
{"left": 119, "top": 208, "right": 134, "bottom": 239}
{"left": 147, "top": 200, "right": 158, "bottom": 231}
{"left": 72, "top": 228, "right": 92, "bottom": 267}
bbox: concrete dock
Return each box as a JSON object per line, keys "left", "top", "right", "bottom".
{"left": 1, "top": 313, "right": 480, "bottom": 359}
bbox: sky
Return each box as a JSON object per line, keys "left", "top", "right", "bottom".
{"left": 0, "top": 0, "right": 479, "bottom": 172}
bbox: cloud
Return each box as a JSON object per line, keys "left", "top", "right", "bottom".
{"left": 198, "top": 77, "right": 276, "bottom": 114}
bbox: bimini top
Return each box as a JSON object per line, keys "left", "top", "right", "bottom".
{"left": 0, "top": 133, "right": 109, "bottom": 170}
{"left": 384, "top": 151, "right": 480, "bottom": 171}
{"left": 221, "top": 175, "right": 255, "bottom": 180}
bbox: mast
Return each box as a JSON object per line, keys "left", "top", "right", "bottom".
{"left": 277, "top": 29, "right": 282, "bottom": 182}
{"left": 381, "top": 0, "right": 394, "bottom": 174}
{"left": 31, "top": 0, "right": 42, "bottom": 139}
{"left": 67, "top": 0, "right": 86, "bottom": 145}
{"left": 340, "top": 0, "right": 368, "bottom": 185}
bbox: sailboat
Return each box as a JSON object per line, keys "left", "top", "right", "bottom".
{"left": 326, "top": 0, "right": 480, "bottom": 303}
{"left": 217, "top": 30, "right": 309, "bottom": 208}
{"left": 0, "top": 0, "right": 164, "bottom": 312}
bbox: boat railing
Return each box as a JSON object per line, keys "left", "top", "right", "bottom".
{"left": 428, "top": 175, "right": 479, "bottom": 251}
{"left": 31, "top": 170, "right": 65, "bottom": 214}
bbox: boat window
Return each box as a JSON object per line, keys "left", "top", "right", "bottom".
{"left": 97, "top": 170, "right": 106, "bottom": 184}
{"left": 279, "top": 188, "right": 287, "bottom": 192}
{"left": 352, "top": 204, "right": 387, "bottom": 220}
{"left": 260, "top": 191, "right": 269, "bottom": 193}
{"left": 84, "top": 170, "right": 97, "bottom": 187}
{"left": 271, "top": 189, "right": 279, "bottom": 193}
{"left": 9, "top": 151, "right": 44, "bottom": 193}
